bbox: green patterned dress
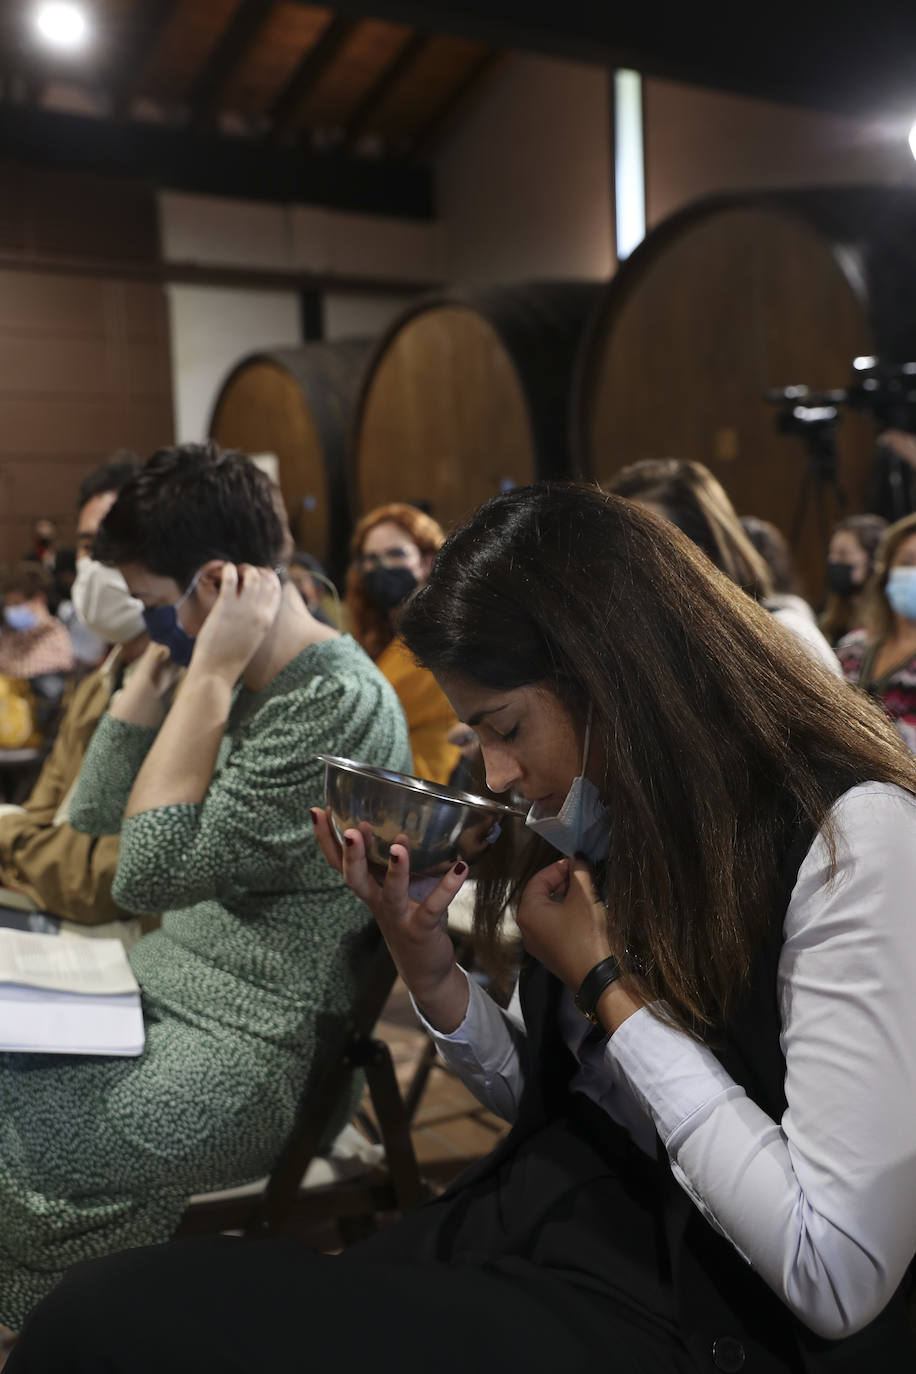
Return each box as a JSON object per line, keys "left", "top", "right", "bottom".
{"left": 0, "top": 635, "right": 410, "bottom": 1329}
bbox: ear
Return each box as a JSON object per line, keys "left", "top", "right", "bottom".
{"left": 196, "top": 560, "right": 229, "bottom": 604}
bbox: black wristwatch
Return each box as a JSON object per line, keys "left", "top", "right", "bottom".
{"left": 573, "top": 956, "right": 621, "bottom": 1027}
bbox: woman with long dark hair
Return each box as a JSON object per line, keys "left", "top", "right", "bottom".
{"left": 8, "top": 483, "right": 916, "bottom": 1373}
{"left": 822, "top": 513, "right": 889, "bottom": 645}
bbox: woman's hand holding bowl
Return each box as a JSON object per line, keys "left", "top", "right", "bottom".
{"left": 311, "top": 808, "right": 472, "bottom": 1033}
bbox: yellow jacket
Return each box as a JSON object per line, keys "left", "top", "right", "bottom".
{"left": 375, "top": 637, "right": 462, "bottom": 786}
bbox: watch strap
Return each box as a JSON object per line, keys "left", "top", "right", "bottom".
{"left": 573, "top": 955, "right": 621, "bottom": 1026}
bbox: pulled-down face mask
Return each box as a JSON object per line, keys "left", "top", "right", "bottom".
{"left": 524, "top": 709, "right": 612, "bottom": 863}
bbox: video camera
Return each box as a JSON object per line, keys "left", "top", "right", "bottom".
{"left": 766, "top": 358, "right": 916, "bottom": 437}
{"left": 767, "top": 359, "right": 916, "bottom": 524}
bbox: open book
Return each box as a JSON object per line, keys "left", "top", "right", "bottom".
{"left": 0, "top": 930, "right": 145, "bottom": 1056}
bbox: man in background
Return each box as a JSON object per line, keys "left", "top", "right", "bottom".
{"left": 0, "top": 456, "right": 152, "bottom": 943}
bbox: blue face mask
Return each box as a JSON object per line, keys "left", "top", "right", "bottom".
{"left": 886, "top": 567, "right": 916, "bottom": 623}
{"left": 142, "top": 571, "right": 201, "bottom": 667}
{"left": 524, "top": 710, "right": 612, "bottom": 863}
{"left": 3, "top": 605, "right": 38, "bottom": 632}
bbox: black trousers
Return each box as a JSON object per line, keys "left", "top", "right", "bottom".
{"left": 7, "top": 1101, "right": 696, "bottom": 1373}
{"left": 6, "top": 1234, "right": 695, "bottom": 1374}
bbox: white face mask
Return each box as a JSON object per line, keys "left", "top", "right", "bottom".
{"left": 72, "top": 557, "right": 146, "bottom": 646}
{"left": 525, "top": 711, "right": 612, "bottom": 862}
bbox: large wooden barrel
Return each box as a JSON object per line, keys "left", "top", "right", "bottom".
{"left": 209, "top": 341, "right": 370, "bottom": 581}
{"left": 574, "top": 188, "right": 916, "bottom": 599}
{"left": 351, "top": 284, "right": 599, "bottom": 531}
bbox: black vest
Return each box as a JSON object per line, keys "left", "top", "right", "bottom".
{"left": 436, "top": 815, "right": 915, "bottom": 1373}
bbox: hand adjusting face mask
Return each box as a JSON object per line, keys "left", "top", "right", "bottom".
{"left": 524, "top": 708, "right": 612, "bottom": 863}
{"left": 142, "top": 570, "right": 202, "bottom": 667}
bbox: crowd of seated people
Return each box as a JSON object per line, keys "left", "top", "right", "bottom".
{"left": 0, "top": 440, "right": 911, "bottom": 1371}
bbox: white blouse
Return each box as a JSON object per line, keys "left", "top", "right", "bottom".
{"left": 419, "top": 783, "right": 916, "bottom": 1341}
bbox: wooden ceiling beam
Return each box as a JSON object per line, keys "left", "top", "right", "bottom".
{"left": 108, "top": 0, "right": 183, "bottom": 119}
{"left": 406, "top": 49, "right": 505, "bottom": 164}
{"left": 0, "top": 104, "right": 435, "bottom": 218}
{"left": 188, "top": 0, "right": 277, "bottom": 132}
{"left": 341, "top": 31, "right": 431, "bottom": 153}
{"left": 268, "top": 15, "right": 357, "bottom": 141}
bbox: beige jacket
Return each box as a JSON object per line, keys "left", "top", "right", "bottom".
{"left": 0, "top": 651, "right": 154, "bottom": 939}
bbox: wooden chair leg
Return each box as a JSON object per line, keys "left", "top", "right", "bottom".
{"left": 403, "top": 1035, "right": 440, "bottom": 1123}
{"left": 350, "top": 1036, "right": 426, "bottom": 1212}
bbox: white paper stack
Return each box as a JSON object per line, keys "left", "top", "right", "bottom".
{"left": 0, "top": 929, "right": 145, "bottom": 1056}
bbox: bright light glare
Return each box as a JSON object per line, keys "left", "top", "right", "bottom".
{"left": 34, "top": 2, "right": 88, "bottom": 50}
{"left": 909, "top": 120, "right": 916, "bottom": 160}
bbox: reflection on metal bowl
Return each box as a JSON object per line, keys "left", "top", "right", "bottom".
{"left": 315, "top": 754, "right": 526, "bottom": 878}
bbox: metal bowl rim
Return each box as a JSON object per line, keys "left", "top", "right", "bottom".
{"left": 314, "top": 754, "right": 527, "bottom": 819}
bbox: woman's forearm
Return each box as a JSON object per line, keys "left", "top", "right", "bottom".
{"left": 124, "top": 668, "right": 234, "bottom": 818}
{"left": 411, "top": 961, "right": 471, "bottom": 1034}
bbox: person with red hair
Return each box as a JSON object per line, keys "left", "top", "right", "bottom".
{"left": 346, "top": 503, "right": 460, "bottom": 785}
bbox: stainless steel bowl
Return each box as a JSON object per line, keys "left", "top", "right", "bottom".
{"left": 315, "top": 754, "right": 526, "bottom": 877}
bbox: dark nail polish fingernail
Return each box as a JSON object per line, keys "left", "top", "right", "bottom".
{"left": 343, "top": 836, "right": 355, "bottom": 848}
{"left": 453, "top": 861, "right": 468, "bottom": 876}
{"left": 389, "top": 852, "right": 400, "bottom": 865}
{"left": 309, "top": 809, "right": 319, "bottom": 824}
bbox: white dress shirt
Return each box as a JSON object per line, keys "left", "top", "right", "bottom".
{"left": 768, "top": 596, "right": 842, "bottom": 676}
{"left": 418, "top": 783, "right": 916, "bottom": 1342}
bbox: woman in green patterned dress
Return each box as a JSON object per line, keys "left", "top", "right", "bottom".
{"left": 0, "top": 445, "right": 410, "bottom": 1330}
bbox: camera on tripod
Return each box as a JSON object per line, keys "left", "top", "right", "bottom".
{"left": 767, "top": 359, "right": 916, "bottom": 529}
{"left": 844, "top": 358, "right": 916, "bottom": 429}
{"left": 765, "top": 386, "right": 846, "bottom": 482}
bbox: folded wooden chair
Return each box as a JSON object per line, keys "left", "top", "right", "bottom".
{"left": 176, "top": 927, "right": 429, "bottom": 1245}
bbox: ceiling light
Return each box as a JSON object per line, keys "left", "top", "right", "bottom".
{"left": 909, "top": 120, "right": 916, "bottom": 161}
{"left": 34, "top": 2, "right": 88, "bottom": 51}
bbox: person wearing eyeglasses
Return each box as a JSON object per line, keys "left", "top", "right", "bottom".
{"left": 345, "top": 503, "right": 461, "bottom": 786}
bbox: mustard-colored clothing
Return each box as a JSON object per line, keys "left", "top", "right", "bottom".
{"left": 0, "top": 651, "right": 137, "bottom": 930}
{"left": 376, "top": 636, "right": 461, "bottom": 785}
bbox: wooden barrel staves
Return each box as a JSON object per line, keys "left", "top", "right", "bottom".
{"left": 573, "top": 187, "right": 916, "bottom": 600}
{"left": 350, "top": 283, "right": 601, "bottom": 532}
{"left": 208, "top": 341, "right": 371, "bottom": 583}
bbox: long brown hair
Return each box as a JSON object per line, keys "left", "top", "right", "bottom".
{"left": 606, "top": 458, "right": 773, "bottom": 600}
{"left": 861, "top": 511, "right": 916, "bottom": 642}
{"left": 400, "top": 483, "right": 916, "bottom": 1032}
{"left": 345, "top": 503, "right": 446, "bottom": 661}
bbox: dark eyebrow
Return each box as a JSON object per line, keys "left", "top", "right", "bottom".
{"left": 466, "top": 704, "right": 510, "bottom": 727}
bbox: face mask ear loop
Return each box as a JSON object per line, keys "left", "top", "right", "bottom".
{"left": 175, "top": 568, "right": 204, "bottom": 612}
{"left": 581, "top": 705, "right": 593, "bottom": 777}
{"left": 304, "top": 569, "right": 342, "bottom": 626}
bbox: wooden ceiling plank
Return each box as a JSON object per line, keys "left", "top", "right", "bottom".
{"left": 406, "top": 48, "right": 505, "bottom": 163}
{"left": 341, "top": 30, "right": 431, "bottom": 152}
{"left": 268, "top": 14, "right": 357, "bottom": 139}
{"left": 188, "top": 0, "right": 278, "bottom": 131}
{"left": 109, "top": 0, "right": 183, "bottom": 118}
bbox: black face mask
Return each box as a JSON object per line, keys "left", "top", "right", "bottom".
{"left": 826, "top": 561, "right": 861, "bottom": 598}
{"left": 362, "top": 566, "right": 419, "bottom": 612}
